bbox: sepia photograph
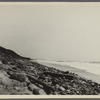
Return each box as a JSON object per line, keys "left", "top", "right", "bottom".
{"left": 0, "top": 2, "right": 100, "bottom": 97}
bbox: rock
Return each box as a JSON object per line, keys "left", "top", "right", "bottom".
{"left": 56, "top": 84, "right": 59, "bottom": 88}
{"left": 44, "top": 67, "right": 48, "bottom": 71}
{"left": 56, "top": 84, "right": 65, "bottom": 91}
{"left": 38, "top": 89, "right": 47, "bottom": 95}
{"left": 0, "top": 61, "right": 2, "bottom": 64}
{"left": 13, "top": 86, "right": 20, "bottom": 91}
{"left": 58, "top": 86, "right": 65, "bottom": 91}
{"left": 53, "top": 91, "right": 58, "bottom": 95}
{"left": 33, "top": 88, "right": 46, "bottom": 95}
{"left": 60, "top": 91, "right": 67, "bottom": 95}
{"left": 30, "top": 67, "right": 35, "bottom": 71}
{"left": 0, "top": 70, "right": 11, "bottom": 85}
{"left": 43, "top": 71, "right": 74, "bottom": 80}
{"left": 53, "top": 78, "right": 60, "bottom": 84}
{"left": 64, "top": 71, "right": 69, "bottom": 74}
{"left": 39, "top": 75, "right": 45, "bottom": 80}
{"left": 94, "top": 91, "right": 98, "bottom": 95}
{"left": 28, "top": 84, "right": 46, "bottom": 95}
{"left": 1, "top": 59, "right": 8, "bottom": 64}
{"left": 10, "top": 73, "right": 29, "bottom": 82}
{"left": 38, "top": 84, "right": 43, "bottom": 89}
{"left": 76, "top": 91, "right": 80, "bottom": 94}
{"left": 33, "top": 89, "right": 40, "bottom": 95}
{"left": 91, "top": 82, "right": 98, "bottom": 87}
{"left": 12, "top": 67, "right": 18, "bottom": 70}
{"left": 66, "top": 89, "right": 71, "bottom": 94}
{"left": 73, "top": 83, "right": 77, "bottom": 88}
{"left": 20, "top": 82, "right": 27, "bottom": 87}
{"left": 28, "top": 84, "right": 38, "bottom": 91}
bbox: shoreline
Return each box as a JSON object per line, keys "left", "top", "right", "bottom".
{"left": 36, "top": 60, "right": 100, "bottom": 84}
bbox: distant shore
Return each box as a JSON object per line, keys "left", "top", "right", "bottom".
{"left": 36, "top": 60, "right": 100, "bottom": 84}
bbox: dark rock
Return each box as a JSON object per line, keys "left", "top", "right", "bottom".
{"left": 33, "top": 89, "right": 40, "bottom": 95}
{"left": 1, "top": 59, "right": 8, "bottom": 64}
{"left": 28, "top": 84, "right": 46, "bottom": 95}
{"left": 64, "top": 71, "right": 69, "bottom": 74}
{"left": 39, "top": 75, "right": 45, "bottom": 80}
{"left": 9, "top": 62, "right": 15, "bottom": 65}
{"left": 20, "top": 82, "right": 27, "bottom": 87}
{"left": 43, "top": 71, "right": 74, "bottom": 80}
{"left": 12, "top": 67, "right": 18, "bottom": 70}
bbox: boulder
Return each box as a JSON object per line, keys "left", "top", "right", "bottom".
{"left": 33, "top": 88, "right": 46, "bottom": 95}
{"left": 28, "top": 84, "right": 46, "bottom": 95}
{"left": 10, "top": 73, "right": 29, "bottom": 82}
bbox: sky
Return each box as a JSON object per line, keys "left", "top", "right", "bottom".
{"left": 0, "top": 3, "right": 100, "bottom": 61}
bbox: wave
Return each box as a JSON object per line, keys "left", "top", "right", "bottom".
{"left": 37, "top": 60, "right": 100, "bottom": 76}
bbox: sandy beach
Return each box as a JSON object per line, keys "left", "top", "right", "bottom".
{"left": 36, "top": 60, "right": 100, "bottom": 84}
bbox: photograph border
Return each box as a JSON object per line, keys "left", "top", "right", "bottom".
{"left": 0, "top": 1, "right": 100, "bottom": 100}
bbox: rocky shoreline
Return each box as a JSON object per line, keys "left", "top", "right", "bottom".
{"left": 0, "top": 46, "right": 100, "bottom": 95}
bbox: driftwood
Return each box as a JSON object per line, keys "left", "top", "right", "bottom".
{"left": 27, "top": 75, "right": 55, "bottom": 92}
{"left": 43, "top": 71, "right": 74, "bottom": 80}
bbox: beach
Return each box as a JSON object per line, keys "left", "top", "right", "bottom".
{"left": 36, "top": 60, "right": 100, "bottom": 84}
{"left": 1, "top": 46, "right": 100, "bottom": 95}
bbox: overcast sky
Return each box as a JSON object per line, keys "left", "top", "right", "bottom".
{"left": 0, "top": 3, "right": 100, "bottom": 61}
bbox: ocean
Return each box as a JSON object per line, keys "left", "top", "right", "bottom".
{"left": 36, "top": 60, "right": 100, "bottom": 83}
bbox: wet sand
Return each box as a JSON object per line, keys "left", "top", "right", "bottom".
{"left": 36, "top": 60, "right": 100, "bottom": 84}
